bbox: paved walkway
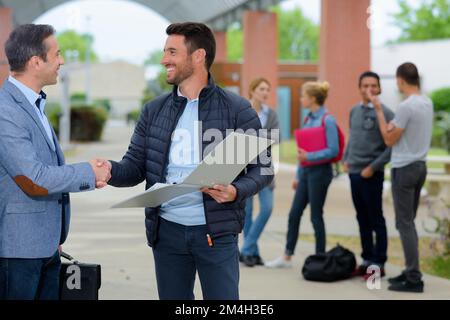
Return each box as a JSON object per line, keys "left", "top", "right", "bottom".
{"left": 63, "top": 120, "right": 450, "bottom": 300}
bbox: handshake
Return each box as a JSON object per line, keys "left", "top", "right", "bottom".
{"left": 88, "top": 159, "right": 112, "bottom": 189}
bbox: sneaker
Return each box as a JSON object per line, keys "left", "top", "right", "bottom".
{"left": 241, "top": 255, "right": 256, "bottom": 267}
{"left": 388, "top": 280, "right": 424, "bottom": 293}
{"left": 253, "top": 255, "right": 265, "bottom": 266}
{"left": 265, "top": 256, "right": 293, "bottom": 269}
{"left": 388, "top": 273, "right": 407, "bottom": 284}
{"left": 351, "top": 265, "right": 368, "bottom": 277}
{"left": 362, "top": 267, "right": 385, "bottom": 281}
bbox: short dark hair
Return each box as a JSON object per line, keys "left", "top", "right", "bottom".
{"left": 5, "top": 24, "right": 55, "bottom": 72}
{"left": 359, "top": 71, "right": 381, "bottom": 88}
{"left": 396, "top": 62, "right": 420, "bottom": 87}
{"left": 166, "top": 22, "right": 216, "bottom": 71}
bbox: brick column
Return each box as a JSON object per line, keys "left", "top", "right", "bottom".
{"left": 0, "top": 7, "right": 12, "bottom": 83}
{"left": 242, "top": 11, "right": 278, "bottom": 107}
{"left": 319, "top": 0, "right": 371, "bottom": 135}
{"left": 213, "top": 30, "right": 227, "bottom": 63}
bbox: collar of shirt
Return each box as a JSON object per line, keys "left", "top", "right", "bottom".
{"left": 8, "top": 76, "right": 47, "bottom": 114}
{"left": 360, "top": 101, "right": 374, "bottom": 109}
{"left": 308, "top": 106, "right": 326, "bottom": 119}
{"left": 259, "top": 104, "right": 270, "bottom": 116}
{"left": 177, "top": 87, "right": 199, "bottom": 103}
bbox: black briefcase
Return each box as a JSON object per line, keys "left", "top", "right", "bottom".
{"left": 59, "top": 252, "right": 101, "bottom": 300}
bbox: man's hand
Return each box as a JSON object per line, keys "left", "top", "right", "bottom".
{"left": 361, "top": 165, "right": 374, "bottom": 179}
{"left": 342, "top": 162, "right": 349, "bottom": 173}
{"left": 387, "top": 122, "right": 396, "bottom": 132}
{"left": 201, "top": 184, "right": 237, "bottom": 203}
{"left": 89, "top": 158, "right": 112, "bottom": 188}
{"left": 366, "top": 89, "right": 382, "bottom": 111}
{"left": 297, "top": 148, "right": 308, "bottom": 162}
{"left": 292, "top": 180, "right": 299, "bottom": 190}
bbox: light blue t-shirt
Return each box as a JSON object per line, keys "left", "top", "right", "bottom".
{"left": 159, "top": 90, "right": 206, "bottom": 226}
{"left": 391, "top": 94, "right": 433, "bottom": 168}
{"left": 258, "top": 104, "right": 270, "bottom": 128}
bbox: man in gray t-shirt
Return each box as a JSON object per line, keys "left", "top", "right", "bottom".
{"left": 369, "top": 62, "right": 433, "bottom": 293}
{"left": 391, "top": 95, "right": 433, "bottom": 168}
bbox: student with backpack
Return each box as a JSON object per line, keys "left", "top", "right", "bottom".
{"left": 266, "top": 81, "right": 341, "bottom": 268}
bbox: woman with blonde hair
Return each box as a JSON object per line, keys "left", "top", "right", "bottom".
{"left": 266, "top": 81, "right": 339, "bottom": 268}
{"left": 240, "top": 77, "right": 280, "bottom": 267}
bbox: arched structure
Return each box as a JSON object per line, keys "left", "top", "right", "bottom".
{"left": 1, "top": 0, "right": 371, "bottom": 134}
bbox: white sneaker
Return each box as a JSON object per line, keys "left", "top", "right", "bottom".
{"left": 265, "top": 256, "right": 293, "bottom": 269}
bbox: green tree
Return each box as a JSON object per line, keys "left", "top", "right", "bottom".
{"left": 226, "top": 6, "right": 319, "bottom": 62}
{"left": 226, "top": 23, "right": 244, "bottom": 61}
{"left": 273, "top": 6, "right": 319, "bottom": 61}
{"left": 392, "top": 0, "right": 450, "bottom": 43}
{"left": 143, "top": 49, "right": 171, "bottom": 95}
{"left": 144, "top": 50, "right": 163, "bottom": 66}
{"left": 431, "top": 87, "right": 450, "bottom": 113}
{"left": 56, "top": 30, "right": 98, "bottom": 62}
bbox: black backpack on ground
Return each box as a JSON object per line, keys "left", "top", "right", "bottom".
{"left": 301, "top": 244, "right": 356, "bottom": 282}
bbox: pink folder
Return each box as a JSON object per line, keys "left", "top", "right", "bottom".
{"left": 294, "top": 127, "right": 329, "bottom": 167}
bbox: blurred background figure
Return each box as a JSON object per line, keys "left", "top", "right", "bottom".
{"left": 266, "top": 81, "right": 338, "bottom": 268}
{"left": 343, "top": 71, "right": 394, "bottom": 280}
{"left": 240, "top": 78, "right": 280, "bottom": 267}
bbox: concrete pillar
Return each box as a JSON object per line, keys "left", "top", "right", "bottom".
{"left": 0, "top": 8, "right": 13, "bottom": 83}
{"left": 319, "top": 0, "right": 371, "bottom": 135}
{"left": 242, "top": 11, "right": 278, "bottom": 107}
{"left": 214, "top": 30, "right": 227, "bottom": 63}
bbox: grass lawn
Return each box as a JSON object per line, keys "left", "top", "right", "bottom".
{"left": 297, "top": 233, "right": 450, "bottom": 280}
{"left": 275, "top": 140, "right": 298, "bottom": 165}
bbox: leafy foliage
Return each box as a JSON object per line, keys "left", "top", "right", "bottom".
{"left": 392, "top": 0, "right": 450, "bottom": 43}
{"left": 226, "top": 6, "right": 319, "bottom": 62}
{"left": 57, "top": 30, "right": 98, "bottom": 62}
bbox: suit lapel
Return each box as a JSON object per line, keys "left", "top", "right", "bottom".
{"left": 3, "top": 80, "right": 56, "bottom": 152}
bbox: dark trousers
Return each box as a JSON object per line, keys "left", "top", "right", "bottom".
{"left": 350, "top": 171, "right": 388, "bottom": 265}
{"left": 0, "top": 250, "right": 61, "bottom": 300}
{"left": 153, "top": 217, "right": 239, "bottom": 300}
{"left": 392, "top": 161, "right": 427, "bottom": 283}
{"left": 285, "top": 164, "right": 333, "bottom": 255}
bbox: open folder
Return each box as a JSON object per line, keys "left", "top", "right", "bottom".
{"left": 111, "top": 132, "right": 274, "bottom": 208}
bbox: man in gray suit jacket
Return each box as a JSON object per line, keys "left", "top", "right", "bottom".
{"left": 0, "top": 24, "right": 111, "bottom": 300}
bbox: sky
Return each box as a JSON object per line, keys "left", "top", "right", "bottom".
{"left": 34, "top": 0, "right": 420, "bottom": 66}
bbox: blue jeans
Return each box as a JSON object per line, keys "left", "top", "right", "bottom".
{"left": 285, "top": 164, "right": 333, "bottom": 255}
{"left": 350, "top": 171, "right": 388, "bottom": 265}
{"left": 241, "top": 186, "right": 274, "bottom": 256}
{"left": 0, "top": 250, "right": 61, "bottom": 300}
{"left": 153, "top": 217, "right": 239, "bottom": 300}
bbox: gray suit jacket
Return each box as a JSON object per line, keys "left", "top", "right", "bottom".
{"left": 263, "top": 108, "right": 280, "bottom": 189}
{"left": 264, "top": 108, "right": 280, "bottom": 144}
{"left": 0, "top": 80, "right": 95, "bottom": 259}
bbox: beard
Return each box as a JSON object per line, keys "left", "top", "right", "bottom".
{"left": 166, "top": 59, "right": 194, "bottom": 86}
